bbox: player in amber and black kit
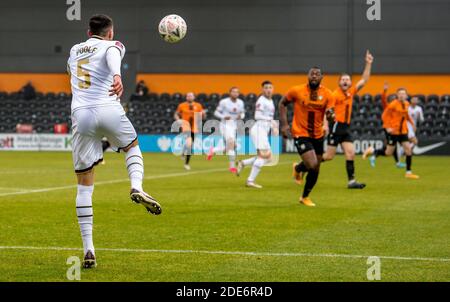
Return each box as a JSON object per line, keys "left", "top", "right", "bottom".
{"left": 174, "top": 92, "right": 206, "bottom": 170}
{"left": 322, "top": 50, "right": 374, "bottom": 189}
{"left": 279, "top": 67, "right": 335, "bottom": 207}
{"left": 363, "top": 88, "right": 420, "bottom": 179}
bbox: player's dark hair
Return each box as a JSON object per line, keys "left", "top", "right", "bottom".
{"left": 339, "top": 73, "right": 351, "bottom": 80}
{"left": 261, "top": 81, "right": 272, "bottom": 87}
{"left": 89, "top": 14, "right": 113, "bottom": 37}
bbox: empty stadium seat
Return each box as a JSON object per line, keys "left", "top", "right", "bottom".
{"left": 0, "top": 91, "right": 448, "bottom": 137}
{"left": 427, "top": 94, "right": 439, "bottom": 104}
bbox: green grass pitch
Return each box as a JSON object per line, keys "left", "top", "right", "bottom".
{"left": 0, "top": 151, "right": 449, "bottom": 281}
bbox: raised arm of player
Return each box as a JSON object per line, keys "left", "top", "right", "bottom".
{"left": 382, "top": 103, "right": 394, "bottom": 133}
{"left": 278, "top": 97, "right": 290, "bottom": 138}
{"left": 381, "top": 82, "right": 389, "bottom": 109}
{"left": 355, "top": 50, "right": 374, "bottom": 92}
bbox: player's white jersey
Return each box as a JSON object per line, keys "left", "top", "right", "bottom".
{"left": 67, "top": 37, "right": 126, "bottom": 112}
{"left": 250, "top": 95, "right": 275, "bottom": 150}
{"left": 254, "top": 95, "right": 275, "bottom": 132}
{"left": 214, "top": 97, "right": 245, "bottom": 124}
{"left": 408, "top": 105, "right": 424, "bottom": 126}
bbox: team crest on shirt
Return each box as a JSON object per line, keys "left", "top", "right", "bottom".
{"left": 319, "top": 95, "right": 323, "bottom": 100}
{"left": 115, "top": 41, "right": 124, "bottom": 49}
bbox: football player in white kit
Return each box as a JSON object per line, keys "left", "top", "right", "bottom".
{"left": 207, "top": 87, "right": 245, "bottom": 173}
{"left": 236, "top": 81, "right": 276, "bottom": 188}
{"left": 407, "top": 96, "right": 424, "bottom": 150}
{"left": 67, "top": 15, "right": 162, "bottom": 268}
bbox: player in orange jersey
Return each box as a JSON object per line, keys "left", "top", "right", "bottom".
{"left": 369, "top": 82, "right": 405, "bottom": 168}
{"left": 174, "top": 92, "right": 206, "bottom": 170}
{"left": 279, "top": 67, "right": 336, "bottom": 207}
{"left": 363, "top": 88, "right": 419, "bottom": 179}
{"left": 322, "top": 50, "right": 374, "bottom": 189}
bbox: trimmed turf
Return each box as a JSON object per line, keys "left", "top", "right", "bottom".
{"left": 0, "top": 151, "right": 448, "bottom": 281}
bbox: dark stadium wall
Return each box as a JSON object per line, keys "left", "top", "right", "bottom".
{"left": 0, "top": 0, "right": 449, "bottom": 74}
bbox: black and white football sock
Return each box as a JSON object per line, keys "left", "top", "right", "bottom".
{"left": 125, "top": 145, "right": 144, "bottom": 192}
{"left": 76, "top": 184, "right": 94, "bottom": 256}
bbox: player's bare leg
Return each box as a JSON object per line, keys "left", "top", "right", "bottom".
{"left": 322, "top": 145, "right": 336, "bottom": 161}
{"left": 342, "top": 142, "right": 366, "bottom": 189}
{"left": 298, "top": 150, "right": 321, "bottom": 207}
{"left": 76, "top": 169, "right": 96, "bottom": 268}
{"left": 364, "top": 144, "right": 404, "bottom": 168}
{"left": 124, "top": 140, "right": 162, "bottom": 215}
{"left": 409, "top": 136, "right": 418, "bottom": 154}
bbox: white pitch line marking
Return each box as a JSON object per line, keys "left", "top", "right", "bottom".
{"left": 0, "top": 167, "right": 227, "bottom": 197}
{"left": 0, "top": 161, "right": 292, "bottom": 198}
{"left": 0, "top": 245, "right": 448, "bottom": 263}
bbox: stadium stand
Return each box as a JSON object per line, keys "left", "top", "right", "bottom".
{"left": 0, "top": 91, "right": 449, "bottom": 139}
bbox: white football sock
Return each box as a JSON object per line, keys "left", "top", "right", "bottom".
{"left": 242, "top": 157, "right": 256, "bottom": 166}
{"left": 248, "top": 157, "right": 265, "bottom": 182}
{"left": 76, "top": 185, "right": 94, "bottom": 255}
{"left": 227, "top": 149, "right": 236, "bottom": 168}
{"left": 125, "top": 145, "right": 144, "bottom": 192}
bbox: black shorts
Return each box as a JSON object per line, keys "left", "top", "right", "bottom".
{"left": 327, "top": 122, "right": 352, "bottom": 146}
{"left": 294, "top": 137, "right": 324, "bottom": 156}
{"left": 386, "top": 133, "right": 408, "bottom": 146}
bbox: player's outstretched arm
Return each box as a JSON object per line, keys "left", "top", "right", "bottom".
{"left": 381, "top": 82, "right": 389, "bottom": 109}
{"left": 278, "top": 97, "right": 290, "bottom": 138}
{"left": 356, "top": 50, "right": 374, "bottom": 92}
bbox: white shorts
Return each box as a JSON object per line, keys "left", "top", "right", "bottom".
{"left": 250, "top": 124, "right": 270, "bottom": 150}
{"left": 220, "top": 121, "right": 237, "bottom": 142}
{"left": 407, "top": 123, "right": 416, "bottom": 139}
{"left": 71, "top": 105, "right": 137, "bottom": 173}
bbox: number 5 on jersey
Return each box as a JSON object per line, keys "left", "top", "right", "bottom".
{"left": 77, "top": 59, "right": 91, "bottom": 89}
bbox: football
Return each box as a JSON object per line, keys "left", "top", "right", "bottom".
{"left": 158, "top": 14, "right": 187, "bottom": 43}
